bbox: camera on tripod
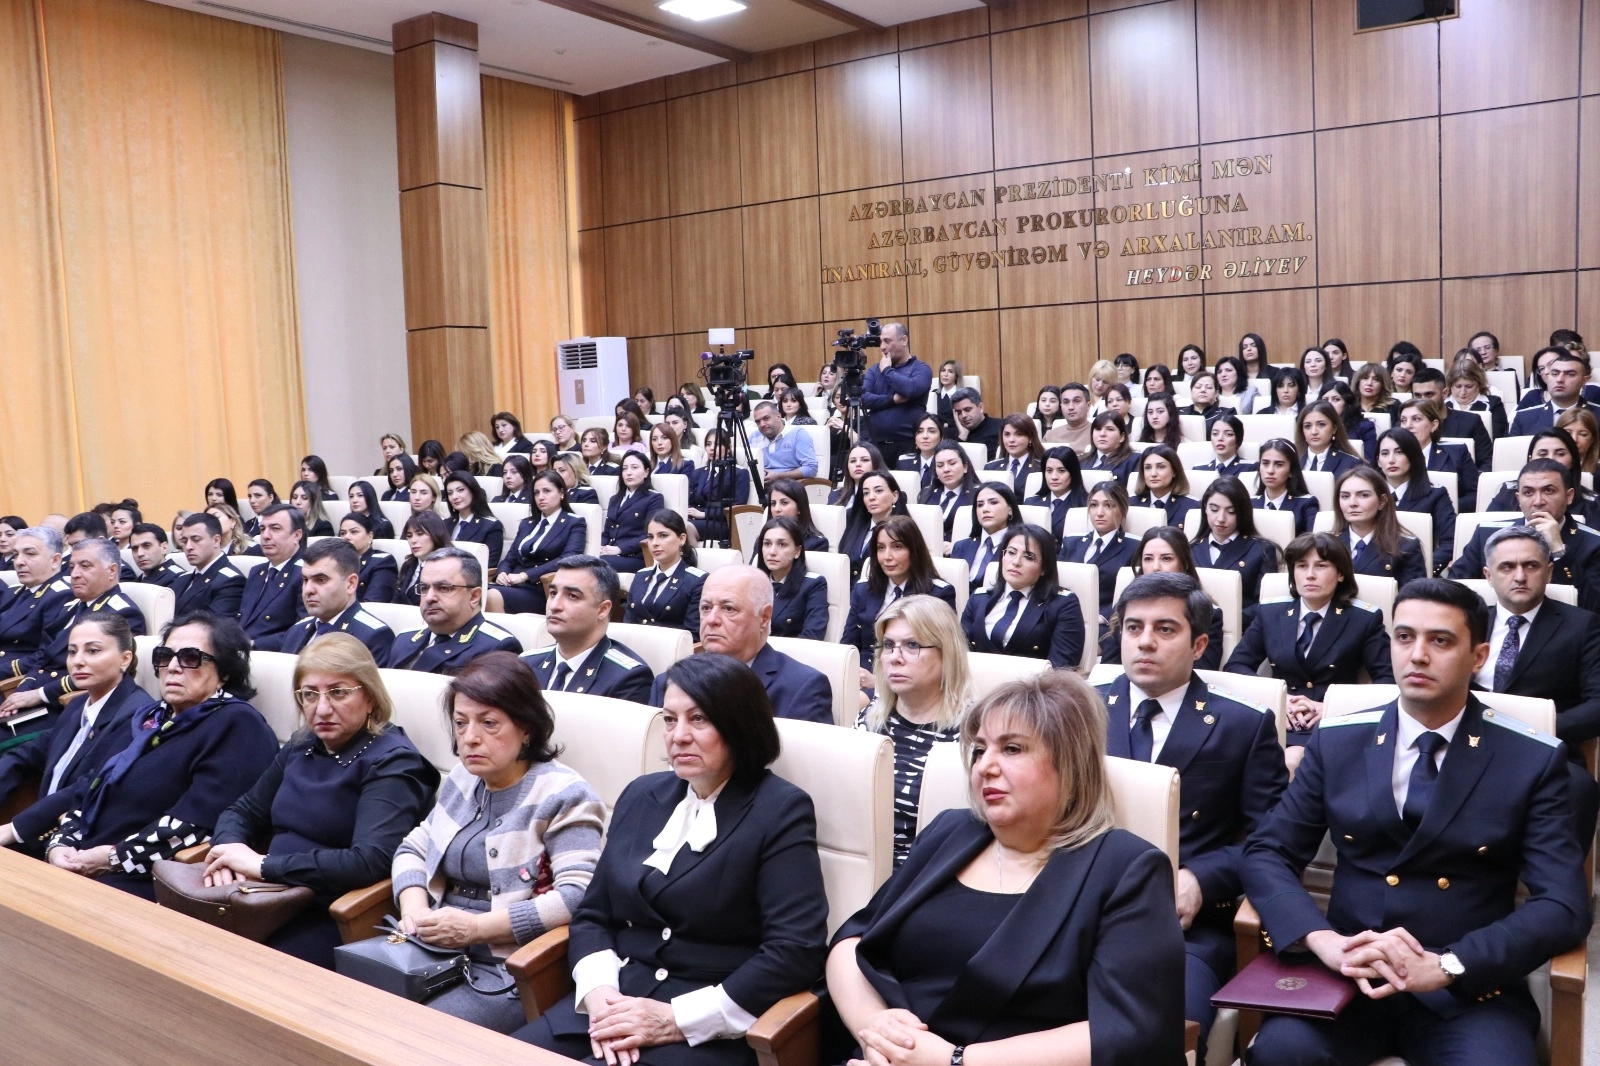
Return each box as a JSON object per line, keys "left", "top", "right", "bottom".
{"left": 831, "top": 318, "right": 881, "bottom": 373}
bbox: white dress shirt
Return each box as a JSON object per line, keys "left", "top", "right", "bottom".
{"left": 1390, "top": 704, "right": 1466, "bottom": 814}
{"left": 548, "top": 639, "right": 603, "bottom": 691}
{"left": 1473, "top": 601, "right": 1542, "bottom": 691}
{"left": 1260, "top": 489, "right": 1289, "bottom": 509}
{"left": 1126, "top": 679, "right": 1188, "bottom": 761}
{"left": 47, "top": 688, "right": 113, "bottom": 795}
{"left": 1304, "top": 449, "right": 1330, "bottom": 472}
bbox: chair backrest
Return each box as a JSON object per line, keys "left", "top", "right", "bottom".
{"left": 1476, "top": 470, "right": 1515, "bottom": 514}
{"left": 0, "top": 572, "right": 17, "bottom": 588}
{"left": 695, "top": 548, "right": 742, "bottom": 573}
{"left": 966, "top": 651, "right": 1051, "bottom": 701}
{"left": 729, "top": 506, "right": 766, "bottom": 558}
{"left": 1177, "top": 441, "right": 1214, "bottom": 469}
{"left": 905, "top": 503, "right": 945, "bottom": 564}
{"left": 766, "top": 635, "right": 861, "bottom": 727}
{"left": 959, "top": 442, "right": 988, "bottom": 470}
{"left": 1426, "top": 468, "right": 1460, "bottom": 512}
{"left": 379, "top": 501, "right": 413, "bottom": 537}
{"left": 1301, "top": 470, "right": 1335, "bottom": 513}
{"left": 1197, "top": 668, "right": 1289, "bottom": 747}
{"left": 373, "top": 538, "right": 410, "bottom": 565}
{"left": 489, "top": 502, "right": 530, "bottom": 547}
{"left": 475, "top": 476, "right": 503, "bottom": 501}
{"left": 1194, "top": 567, "right": 1244, "bottom": 658}
{"left": 483, "top": 611, "right": 546, "bottom": 652}
{"left": 230, "top": 554, "right": 269, "bottom": 576}
{"left": 808, "top": 551, "right": 851, "bottom": 643}
{"left": 1323, "top": 684, "right": 1557, "bottom": 735}
{"left": 917, "top": 744, "right": 1181, "bottom": 881}
{"left": 247, "top": 651, "right": 303, "bottom": 743}
{"left": 1454, "top": 512, "right": 1523, "bottom": 561}
{"left": 603, "top": 621, "right": 693, "bottom": 676}
{"left": 652, "top": 472, "right": 690, "bottom": 518}
{"left": 590, "top": 475, "right": 619, "bottom": 511}
{"left": 360, "top": 601, "right": 424, "bottom": 635}
{"left": 544, "top": 690, "right": 666, "bottom": 820}
{"left": 119, "top": 583, "right": 174, "bottom": 638}
{"left": 1492, "top": 435, "right": 1534, "bottom": 472}
{"left": 771, "top": 719, "right": 894, "bottom": 934}
{"left": 1457, "top": 578, "right": 1577, "bottom": 608}
{"left": 932, "top": 556, "right": 970, "bottom": 617}
{"left": 378, "top": 668, "right": 456, "bottom": 774}
{"left": 571, "top": 502, "right": 603, "bottom": 555}
{"left": 1238, "top": 414, "right": 1294, "bottom": 444}
{"left": 1251, "top": 507, "right": 1297, "bottom": 551}
{"left": 1178, "top": 414, "right": 1206, "bottom": 443}
{"left": 133, "top": 634, "right": 161, "bottom": 699}
{"left": 1056, "top": 561, "right": 1102, "bottom": 672}
{"left": 890, "top": 469, "right": 923, "bottom": 501}
{"left": 1260, "top": 572, "right": 1397, "bottom": 629}
{"left": 812, "top": 504, "right": 845, "bottom": 551}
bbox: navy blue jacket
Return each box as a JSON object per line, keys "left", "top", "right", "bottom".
{"left": 624, "top": 562, "right": 706, "bottom": 640}
{"left": 949, "top": 533, "right": 1009, "bottom": 594}
{"left": 862, "top": 356, "right": 933, "bottom": 442}
{"left": 770, "top": 569, "right": 829, "bottom": 640}
{"left": 1083, "top": 450, "right": 1140, "bottom": 482}
{"left": 962, "top": 586, "right": 1084, "bottom": 669}
{"left": 384, "top": 613, "right": 522, "bottom": 673}
{"left": 895, "top": 453, "right": 938, "bottom": 493}
{"left": 1509, "top": 400, "right": 1600, "bottom": 437}
{"left": 136, "top": 559, "right": 189, "bottom": 590}
{"left": 1101, "top": 603, "right": 1224, "bottom": 672}
{"left": 922, "top": 485, "right": 977, "bottom": 542}
{"left": 501, "top": 511, "right": 588, "bottom": 586}
{"left": 279, "top": 601, "right": 395, "bottom": 661}
{"left": 1225, "top": 596, "right": 1393, "bottom": 736}
{"left": 1396, "top": 484, "right": 1457, "bottom": 575}
{"left": 1483, "top": 600, "right": 1600, "bottom": 748}
{"left": 450, "top": 515, "right": 505, "bottom": 570}
{"left": 522, "top": 635, "right": 653, "bottom": 703}
{"left": 1251, "top": 492, "right": 1319, "bottom": 537}
{"left": 1024, "top": 489, "right": 1089, "bottom": 545}
{"left": 1192, "top": 456, "right": 1258, "bottom": 478}
{"left": 602, "top": 489, "right": 665, "bottom": 566}
{"left": 1131, "top": 492, "right": 1200, "bottom": 529}
{"left": 1298, "top": 449, "right": 1362, "bottom": 478}
{"left": 355, "top": 548, "right": 399, "bottom": 604}
{"left": 1057, "top": 530, "right": 1136, "bottom": 618}
{"left": 844, "top": 580, "right": 958, "bottom": 668}
{"left": 238, "top": 554, "right": 304, "bottom": 651}
{"left": 1439, "top": 408, "right": 1493, "bottom": 472}
{"left": 1341, "top": 529, "right": 1427, "bottom": 588}
{"left": 18, "top": 587, "right": 149, "bottom": 703}
{"left": 958, "top": 416, "right": 1003, "bottom": 462}
{"left": 649, "top": 643, "right": 833, "bottom": 724}
{"left": 1449, "top": 515, "right": 1600, "bottom": 615}
{"left": 984, "top": 456, "right": 1041, "bottom": 498}
{"left": 1425, "top": 440, "right": 1478, "bottom": 513}
{"left": 173, "top": 555, "right": 246, "bottom": 618}
{"left": 0, "top": 578, "right": 73, "bottom": 678}
{"left": 1243, "top": 698, "right": 1590, "bottom": 1009}
{"left": 1192, "top": 536, "right": 1276, "bottom": 610}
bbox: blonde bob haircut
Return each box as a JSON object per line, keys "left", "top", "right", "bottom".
{"left": 291, "top": 632, "right": 394, "bottom": 737}
{"left": 1087, "top": 359, "right": 1118, "bottom": 390}
{"left": 959, "top": 670, "right": 1115, "bottom": 852}
{"left": 380, "top": 432, "right": 409, "bottom": 454}
{"left": 865, "top": 594, "right": 971, "bottom": 733}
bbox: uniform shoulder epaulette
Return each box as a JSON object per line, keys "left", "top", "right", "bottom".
{"left": 1320, "top": 709, "right": 1384, "bottom": 728}
{"left": 1205, "top": 686, "right": 1273, "bottom": 716}
{"left": 479, "top": 620, "right": 512, "bottom": 641}
{"left": 932, "top": 578, "right": 951, "bottom": 588}
{"left": 1481, "top": 708, "right": 1563, "bottom": 748}
{"left": 1261, "top": 596, "right": 1294, "bottom": 605}
{"left": 292, "top": 614, "right": 314, "bottom": 628}
{"left": 684, "top": 566, "right": 706, "bottom": 577}
{"left": 353, "top": 610, "right": 385, "bottom": 630}
{"left": 604, "top": 647, "right": 643, "bottom": 671}
{"left": 1574, "top": 520, "right": 1599, "bottom": 537}
{"left": 48, "top": 579, "right": 69, "bottom": 593}
{"left": 802, "top": 572, "right": 825, "bottom": 582}
{"left": 1348, "top": 598, "right": 1381, "bottom": 614}
{"left": 107, "top": 594, "right": 132, "bottom": 611}
{"left": 218, "top": 565, "right": 240, "bottom": 578}
{"left": 292, "top": 558, "right": 305, "bottom": 568}
{"left": 406, "top": 628, "right": 427, "bottom": 644}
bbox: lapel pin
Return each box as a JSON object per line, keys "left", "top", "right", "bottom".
{"left": 1194, "top": 700, "right": 1205, "bottom": 710}
{"left": 1469, "top": 735, "right": 1480, "bottom": 748}
{"left": 1376, "top": 733, "right": 1386, "bottom": 746}
{"left": 1335, "top": 607, "right": 1343, "bottom": 615}
{"left": 1203, "top": 714, "right": 1215, "bottom": 725}
{"left": 586, "top": 667, "right": 596, "bottom": 676}
{"left": 1107, "top": 694, "right": 1118, "bottom": 704}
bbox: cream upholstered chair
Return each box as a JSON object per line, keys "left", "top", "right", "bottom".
{"left": 1087, "top": 665, "right": 1288, "bottom": 752}
{"left": 589, "top": 475, "right": 619, "bottom": 511}
{"left": 959, "top": 441, "right": 987, "bottom": 470}
{"left": 543, "top": 690, "right": 666, "bottom": 818}
{"left": 891, "top": 468, "right": 923, "bottom": 500}
{"left": 695, "top": 547, "right": 741, "bottom": 573}
{"left": 1322, "top": 683, "right": 1556, "bottom": 734}
{"left": 1249, "top": 508, "right": 1297, "bottom": 552}
{"left": 604, "top": 621, "right": 693, "bottom": 676}
{"left": 0, "top": 572, "right": 18, "bottom": 589}
{"left": 1426, "top": 468, "right": 1460, "bottom": 512}
{"left": 807, "top": 550, "right": 851, "bottom": 643}
{"left": 1476, "top": 470, "right": 1517, "bottom": 513}
{"left": 1056, "top": 561, "right": 1101, "bottom": 673}
{"left": 489, "top": 502, "right": 530, "bottom": 547}
{"left": 1301, "top": 470, "right": 1335, "bottom": 513}
{"left": 966, "top": 651, "right": 1052, "bottom": 702}
{"left": 731, "top": 506, "right": 767, "bottom": 558}
{"left": 482, "top": 611, "right": 545, "bottom": 653}
{"left": 1236, "top": 414, "right": 1294, "bottom": 444}
{"left": 358, "top": 602, "right": 423, "bottom": 637}
{"left": 245, "top": 651, "right": 302, "bottom": 743}
{"left": 652, "top": 472, "right": 691, "bottom": 518}
{"left": 372, "top": 538, "right": 409, "bottom": 567}
{"left": 475, "top": 475, "right": 504, "bottom": 501}
{"left": 229, "top": 554, "right": 269, "bottom": 577}
{"left": 1492, "top": 434, "right": 1534, "bottom": 472}
{"left": 133, "top": 635, "right": 161, "bottom": 699}
{"left": 767, "top": 635, "right": 861, "bottom": 727}
{"left": 1457, "top": 578, "right": 1577, "bottom": 608}
{"left": 1452, "top": 511, "right": 1523, "bottom": 562}
{"left": 812, "top": 503, "right": 845, "bottom": 551}
{"left": 932, "top": 556, "right": 971, "bottom": 618}
{"left": 1311, "top": 512, "right": 1435, "bottom": 575}
{"left": 378, "top": 501, "right": 412, "bottom": 537}
{"left": 1259, "top": 572, "right": 1396, "bottom": 629}
{"left": 119, "top": 583, "right": 174, "bottom": 639}
{"left": 905, "top": 503, "right": 944, "bottom": 563}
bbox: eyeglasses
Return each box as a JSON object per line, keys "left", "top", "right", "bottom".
{"left": 294, "top": 686, "right": 363, "bottom": 708}
{"left": 152, "top": 646, "right": 219, "bottom": 671}
{"left": 874, "top": 640, "right": 937, "bottom": 660}
{"left": 416, "top": 582, "right": 472, "bottom": 596}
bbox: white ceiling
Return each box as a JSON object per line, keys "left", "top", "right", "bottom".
{"left": 152, "top": 0, "right": 983, "bottom": 97}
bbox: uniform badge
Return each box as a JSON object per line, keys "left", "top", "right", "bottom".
{"left": 1468, "top": 735, "right": 1480, "bottom": 748}
{"left": 1194, "top": 700, "right": 1205, "bottom": 710}
{"left": 1203, "top": 715, "right": 1215, "bottom": 725}
{"left": 1107, "top": 694, "right": 1118, "bottom": 704}
{"left": 1376, "top": 733, "right": 1386, "bottom": 746}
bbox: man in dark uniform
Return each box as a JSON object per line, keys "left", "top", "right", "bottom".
{"left": 1243, "top": 579, "right": 1591, "bottom": 1066}
{"left": 173, "top": 512, "right": 245, "bottom": 617}
{"left": 128, "top": 523, "right": 187, "bottom": 589}
{"left": 385, "top": 547, "right": 521, "bottom": 673}
{"left": 1449, "top": 460, "right": 1600, "bottom": 614}
{"left": 0, "top": 538, "right": 146, "bottom": 716}
{"left": 1411, "top": 369, "right": 1492, "bottom": 473}
{"left": 1096, "top": 572, "right": 1287, "bottom": 1061}
{"left": 279, "top": 538, "right": 393, "bottom": 661}
{"left": 61, "top": 511, "right": 137, "bottom": 583}
{"left": 0, "top": 527, "right": 72, "bottom": 680}
{"left": 522, "top": 555, "right": 652, "bottom": 703}
{"left": 238, "top": 503, "right": 305, "bottom": 651}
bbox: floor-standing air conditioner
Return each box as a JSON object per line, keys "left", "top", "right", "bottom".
{"left": 556, "top": 337, "right": 629, "bottom": 418}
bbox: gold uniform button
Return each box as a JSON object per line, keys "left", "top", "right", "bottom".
{"left": 1343, "top": 834, "right": 1354, "bottom": 842}
{"left": 1385, "top": 874, "right": 1399, "bottom": 886}
{"left": 1437, "top": 878, "right": 1450, "bottom": 890}
{"left": 1477, "top": 846, "right": 1489, "bottom": 855}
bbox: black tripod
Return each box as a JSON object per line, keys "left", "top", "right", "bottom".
{"left": 705, "top": 392, "right": 767, "bottom": 547}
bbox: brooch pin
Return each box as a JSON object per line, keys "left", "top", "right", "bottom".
{"left": 1469, "top": 735, "right": 1480, "bottom": 748}
{"left": 1376, "top": 733, "right": 1387, "bottom": 746}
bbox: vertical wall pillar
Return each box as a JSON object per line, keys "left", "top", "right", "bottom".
{"left": 392, "top": 13, "right": 491, "bottom": 444}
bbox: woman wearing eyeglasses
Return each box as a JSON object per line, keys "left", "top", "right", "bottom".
{"left": 201, "top": 635, "right": 439, "bottom": 968}
{"left": 41, "top": 612, "right": 279, "bottom": 900}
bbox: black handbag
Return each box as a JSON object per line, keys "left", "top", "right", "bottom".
{"left": 334, "top": 916, "right": 516, "bottom": 1002}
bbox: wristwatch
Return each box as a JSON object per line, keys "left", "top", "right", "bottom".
{"left": 1439, "top": 951, "right": 1465, "bottom": 983}
{"left": 949, "top": 1047, "right": 965, "bottom": 1065}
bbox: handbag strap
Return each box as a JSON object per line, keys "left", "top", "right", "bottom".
{"left": 376, "top": 915, "right": 518, "bottom": 995}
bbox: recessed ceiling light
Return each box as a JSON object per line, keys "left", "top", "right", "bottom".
{"left": 658, "top": 0, "right": 745, "bottom": 20}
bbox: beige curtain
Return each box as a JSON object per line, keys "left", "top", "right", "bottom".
{"left": 0, "top": 0, "right": 303, "bottom": 523}
{"left": 483, "top": 75, "right": 571, "bottom": 431}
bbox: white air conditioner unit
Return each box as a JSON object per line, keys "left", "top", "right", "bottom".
{"left": 556, "top": 337, "right": 629, "bottom": 418}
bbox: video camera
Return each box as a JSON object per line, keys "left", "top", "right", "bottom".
{"left": 700, "top": 347, "right": 755, "bottom": 412}
{"left": 830, "top": 318, "right": 881, "bottom": 374}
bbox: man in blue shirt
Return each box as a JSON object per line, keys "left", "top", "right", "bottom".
{"left": 749, "top": 401, "right": 818, "bottom": 482}
{"left": 861, "top": 322, "right": 932, "bottom": 465}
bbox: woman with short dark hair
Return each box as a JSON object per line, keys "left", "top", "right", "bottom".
{"left": 204, "top": 478, "right": 239, "bottom": 514}
{"left": 962, "top": 524, "right": 1083, "bottom": 670}
{"left": 337, "top": 513, "right": 399, "bottom": 603}
{"left": 516, "top": 653, "right": 828, "bottom": 1065}
{"left": 383, "top": 454, "right": 420, "bottom": 503}
{"left": 495, "top": 454, "right": 535, "bottom": 505}
{"left": 395, "top": 652, "right": 604, "bottom": 1032}
{"left": 755, "top": 517, "right": 828, "bottom": 639}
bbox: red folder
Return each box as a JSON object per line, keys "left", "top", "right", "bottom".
{"left": 1211, "top": 952, "right": 1358, "bottom": 1020}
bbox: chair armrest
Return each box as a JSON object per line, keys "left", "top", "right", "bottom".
{"left": 328, "top": 879, "right": 395, "bottom": 943}
{"left": 1550, "top": 942, "right": 1587, "bottom": 995}
{"left": 1549, "top": 943, "right": 1588, "bottom": 1066}
{"left": 0, "top": 677, "right": 22, "bottom": 695}
{"left": 505, "top": 925, "right": 572, "bottom": 1020}
{"left": 746, "top": 992, "right": 819, "bottom": 1066}
{"left": 0, "top": 774, "right": 39, "bottom": 824}
{"left": 1234, "top": 898, "right": 1264, "bottom": 968}
{"left": 174, "top": 844, "right": 210, "bottom": 864}
{"left": 1184, "top": 1020, "right": 1199, "bottom": 1056}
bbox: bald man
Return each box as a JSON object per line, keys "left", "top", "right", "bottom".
{"left": 649, "top": 565, "right": 833, "bottom": 724}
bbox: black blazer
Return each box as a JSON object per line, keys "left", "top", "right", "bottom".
{"left": 1423, "top": 440, "right": 1478, "bottom": 513}
{"left": 521, "top": 636, "right": 654, "bottom": 703}
{"left": 355, "top": 549, "right": 399, "bottom": 603}
{"left": 1083, "top": 451, "right": 1141, "bottom": 483}
{"left": 1395, "top": 484, "right": 1456, "bottom": 575}
{"left": 1298, "top": 449, "right": 1362, "bottom": 477}
{"left": 770, "top": 569, "right": 829, "bottom": 640}
{"left": 961, "top": 586, "right": 1084, "bottom": 669}
{"left": 1438, "top": 408, "right": 1493, "bottom": 472}
{"left": 238, "top": 554, "right": 304, "bottom": 652}
{"left": 624, "top": 563, "right": 706, "bottom": 640}
{"left": 1131, "top": 492, "right": 1200, "bottom": 529}
{"left": 383, "top": 613, "right": 522, "bottom": 673}
{"left": 836, "top": 810, "right": 1185, "bottom": 1065}
{"left": 960, "top": 416, "right": 1003, "bottom": 461}
{"left": 536, "top": 770, "right": 828, "bottom": 1065}
{"left": 603, "top": 489, "right": 665, "bottom": 564}
{"left": 1449, "top": 516, "right": 1600, "bottom": 615}
{"left": 1251, "top": 492, "right": 1319, "bottom": 537}
{"left": 1483, "top": 600, "right": 1600, "bottom": 748}
{"left": 1339, "top": 530, "right": 1426, "bottom": 588}
{"left": 1057, "top": 530, "right": 1136, "bottom": 618}
{"left": 983, "top": 455, "right": 1040, "bottom": 497}
{"left": 1192, "top": 456, "right": 1258, "bottom": 478}
{"left": 922, "top": 484, "right": 977, "bottom": 542}
{"left": 1024, "top": 488, "right": 1088, "bottom": 544}
{"left": 896, "top": 453, "right": 938, "bottom": 494}
{"left": 501, "top": 511, "right": 588, "bottom": 584}
{"left": 173, "top": 555, "right": 246, "bottom": 617}
{"left": 844, "top": 580, "right": 958, "bottom": 668}
{"left": 450, "top": 515, "right": 505, "bottom": 569}
{"left": 1192, "top": 536, "right": 1276, "bottom": 610}
{"left": 949, "top": 533, "right": 1008, "bottom": 593}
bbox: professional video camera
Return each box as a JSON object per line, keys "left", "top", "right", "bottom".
{"left": 700, "top": 347, "right": 755, "bottom": 411}
{"left": 830, "top": 317, "right": 881, "bottom": 375}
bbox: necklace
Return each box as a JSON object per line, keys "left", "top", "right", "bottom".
{"left": 994, "top": 841, "right": 1044, "bottom": 892}
{"left": 324, "top": 733, "right": 377, "bottom": 768}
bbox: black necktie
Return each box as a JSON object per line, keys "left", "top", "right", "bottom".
{"left": 942, "top": 489, "right": 955, "bottom": 515}
{"left": 1350, "top": 538, "right": 1367, "bottom": 566}
{"left": 1085, "top": 536, "right": 1102, "bottom": 563}
{"left": 648, "top": 570, "right": 670, "bottom": 603}
{"left": 974, "top": 538, "right": 995, "bottom": 584}
{"left": 552, "top": 661, "right": 573, "bottom": 691}
{"left": 524, "top": 517, "right": 549, "bottom": 554}
{"left": 1130, "top": 699, "right": 1159, "bottom": 762}
{"left": 1297, "top": 611, "right": 1321, "bottom": 661}
{"left": 889, "top": 586, "right": 904, "bottom": 603}
{"left": 1493, "top": 615, "right": 1525, "bottom": 690}
{"left": 990, "top": 589, "right": 1024, "bottom": 644}
{"left": 1402, "top": 731, "right": 1446, "bottom": 829}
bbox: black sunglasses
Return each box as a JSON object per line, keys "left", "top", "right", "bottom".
{"left": 151, "top": 646, "right": 219, "bottom": 671}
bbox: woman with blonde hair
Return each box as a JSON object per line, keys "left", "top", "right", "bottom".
{"left": 407, "top": 472, "right": 443, "bottom": 517}
{"left": 1086, "top": 359, "right": 1118, "bottom": 414}
{"left": 1555, "top": 406, "right": 1600, "bottom": 476}
{"left": 207, "top": 504, "right": 253, "bottom": 555}
{"left": 203, "top": 634, "right": 439, "bottom": 967}
{"left": 457, "top": 431, "right": 504, "bottom": 477}
{"left": 375, "top": 433, "right": 408, "bottom": 476}
{"left": 827, "top": 670, "right": 1185, "bottom": 1064}
{"left": 857, "top": 594, "right": 973, "bottom": 866}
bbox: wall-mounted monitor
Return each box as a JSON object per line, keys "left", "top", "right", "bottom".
{"left": 1357, "top": 0, "right": 1458, "bottom": 31}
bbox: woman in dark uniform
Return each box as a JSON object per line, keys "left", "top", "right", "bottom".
{"left": 496, "top": 472, "right": 588, "bottom": 614}
{"left": 600, "top": 452, "right": 664, "bottom": 574}
{"left": 624, "top": 511, "right": 706, "bottom": 642}
{"left": 755, "top": 517, "right": 828, "bottom": 640}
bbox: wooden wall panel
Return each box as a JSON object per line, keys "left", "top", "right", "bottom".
{"left": 908, "top": 311, "right": 1002, "bottom": 405}
{"left": 1088, "top": 0, "right": 1198, "bottom": 157}
{"left": 736, "top": 42, "right": 815, "bottom": 84}
{"left": 990, "top": 20, "right": 1091, "bottom": 171}
{"left": 398, "top": 184, "right": 489, "bottom": 329}
{"left": 667, "top": 88, "right": 741, "bottom": 215}
{"left": 1196, "top": 0, "right": 1311, "bottom": 143}
{"left": 739, "top": 72, "right": 819, "bottom": 204}
{"left": 1201, "top": 133, "right": 1317, "bottom": 292}
{"left": 1443, "top": 101, "right": 1577, "bottom": 277}
{"left": 1098, "top": 295, "right": 1203, "bottom": 364}
{"left": 897, "top": 7, "right": 989, "bottom": 50}
{"left": 604, "top": 219, "right": 673, "bottom": 336}
{"left": 743, "top": 198, "right": 823, "bottom": 325}
{"left": 1093, "top": 145, "right": 1201, "bottom": 300}
{"left": 991, "top": 0, "right": 1087, "bottom": 33}
{"left": 1442, "top": 274, "right": 1576, "bottom": 361}
{"left": 1311, "top": 0, "right": 1437, "bottom": 128}
{"left": 627, "top": 334, "right": 677, "bottom": 399}
{"left": 899, "top": 38, "right": 994, "bottom": 182}
{"left": 1440, "top": 0, "right": 1579, "bottom": 114}
{"left": 671, "top": 209, "right": 746, "bottom": 333}
{"left": 813, "top": 26, "right": 898, "bottom": 66}
{"left": 664, "top": 62, "right": 737, "bottom": 99}
{"left": 601, "top": 103, "right": 669, "bottom": 225}
{"left": 1316, "top": 281, "right": 1440, "bottom": 363}
{"left": 1581, "top": 271, "right": 1600, "bottom": 340}
{"left": 597, "top": 78, "right": 666, "bottom": 114}
{"left": 1583, "top": 98, "right": 1600, "bottom": 270}
{"left": 742, "top": 323, "right": 830, "bottom": 383}
{"left": 820, "top": 184, "right": 908, "bottom": 320}
{"left": 573, "top": 117, "right": 604, "bottom": 231}
{"left": 576, "top": 228, "right": 608, "bottom": 335}
{"left": 1586, "top": 0, "right": 1600, "bottom": 97}
{"left": 816, "top": 55, "right": 902, "bottom": 192}
{"left": 1315, "top": 119, "right": 1440, "bottom": 285}
{"left": 1000, "top": 304, "right": 1099, "bottom": 410}
{"left": 1203, "top": 288, "right": 1318, "bottom": 365}
{"left": 905, "top": 174, "right": 999, "bottom": 314}
{"left": 995, "top": 161, "right": 1098, "bottom": 308}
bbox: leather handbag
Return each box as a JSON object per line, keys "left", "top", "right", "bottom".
{"left": 334, "top": 916, "right": 516, "bottom": 1003}
{"left": 152, "top": 858, "right": 315, "bottom": 942}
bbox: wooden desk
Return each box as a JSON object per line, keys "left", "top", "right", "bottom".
{"left": 0, "top": 848, "right": 575, "bottom": 1065}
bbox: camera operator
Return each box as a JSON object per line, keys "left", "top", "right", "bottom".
{"left": 861, "top": 322, "right": 932, "bottom": 466}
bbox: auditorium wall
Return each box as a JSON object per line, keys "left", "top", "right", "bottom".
{"left": 570, "top": 0, "right": 1600, "bottom": 415}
